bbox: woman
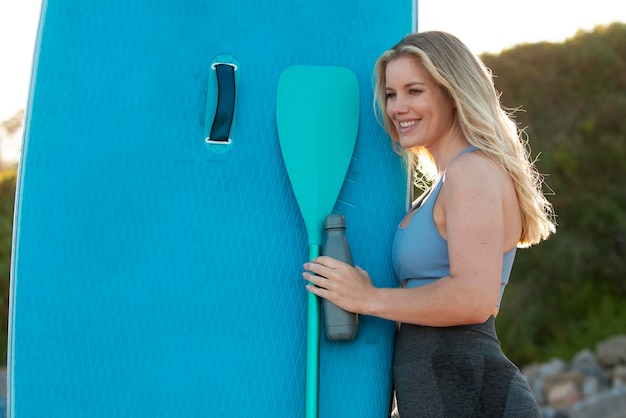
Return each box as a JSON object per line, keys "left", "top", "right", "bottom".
{"left": 303, "top": 32, "right": 556, "bottom": 417}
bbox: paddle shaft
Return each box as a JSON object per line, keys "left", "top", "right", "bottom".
{"left": 306, "top": 244, "right": 321, "bottom": 418}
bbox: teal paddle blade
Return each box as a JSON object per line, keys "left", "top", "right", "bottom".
{"left": 277, "top": 65, "right": 359, "bottom": 418}
{"left": 277, "top": 65, "right": 360, "bottom": 247}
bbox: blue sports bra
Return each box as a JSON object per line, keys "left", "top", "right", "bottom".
{"left": 391, "top": 147, "right": 516, "bottom": 307}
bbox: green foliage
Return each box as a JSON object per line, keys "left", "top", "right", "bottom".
{"left": 482, "top": 23, "right": 626, "bottom": 365}
{"left": 0, "top": 168, "right": 16, "bottom": 365}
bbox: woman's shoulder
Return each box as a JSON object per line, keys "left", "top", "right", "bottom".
{"left": 448, "top": 149, "right": 503, "bottom": 181}
{"left": 443, "top": 150, "right": 511, "bottom": 200}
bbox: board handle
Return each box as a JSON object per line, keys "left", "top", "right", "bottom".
{"left": 204, "top": 54, "right": 239, "bottom": 151}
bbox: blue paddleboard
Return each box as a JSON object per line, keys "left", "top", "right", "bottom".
{"left": 9, "top": 1, "right": 415, "bottom": 416}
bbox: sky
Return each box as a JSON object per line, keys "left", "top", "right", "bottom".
{"left": 1, "top": 0, "right": 626, "bottom": 123}
{"left": 418, "top": 0, "right": 626, "bottom": 55}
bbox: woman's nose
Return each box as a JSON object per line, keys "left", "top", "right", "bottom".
{"left": 388, "top": 97, "right": 408, "bottom": 115}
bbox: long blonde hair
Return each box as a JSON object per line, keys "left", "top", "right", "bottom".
{"left": 374, "top": 31, "right": 556, "bottom": 247}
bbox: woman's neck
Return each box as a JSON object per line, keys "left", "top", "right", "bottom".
{"left": 427, "top": 133, "right": 471, "bottom": 174}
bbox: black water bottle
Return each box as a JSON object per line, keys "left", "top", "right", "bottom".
{"left": 322, "top": 214, "right": 358, "bottom": 341}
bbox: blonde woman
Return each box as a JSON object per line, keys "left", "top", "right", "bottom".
{"left": 303, "top": 31, "right": 555, "bottom": 416}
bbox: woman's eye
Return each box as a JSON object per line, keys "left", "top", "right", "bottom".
{"left": 385, "top": 92, "right": 396, "bottom": 99}
{"left": 409, "top": 89, "right": 422, "bottom": 95}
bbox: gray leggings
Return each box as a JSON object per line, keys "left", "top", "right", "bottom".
{"left": 393, "top": 316, "right": 540, "bottom": 417}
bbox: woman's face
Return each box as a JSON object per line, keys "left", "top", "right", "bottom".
{"left": 384, "top": 55, "right": 457, "bottom": 151}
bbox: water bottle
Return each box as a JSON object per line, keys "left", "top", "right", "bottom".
{"left": 322, "top": 213, "right": 358, "bottom": 341}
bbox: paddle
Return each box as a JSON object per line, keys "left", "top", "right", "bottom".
{"left": 277, "top": 65, "right": 359, "bottom": 418}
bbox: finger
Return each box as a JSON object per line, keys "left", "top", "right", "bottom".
{"left": 306, "top": 283, "right": 329, "bottom": 298}
{"left": 302, "top": 271, "right": 330, "bottom": 289}
{"left": 303, "top": 261, "right": 334, "bottom": 278}
{"left": 312, "top": 256, "right": 343, "bottom": 268}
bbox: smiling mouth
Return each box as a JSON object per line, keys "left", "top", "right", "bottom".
{"left": 399, "top": 120, "right": 418, "bottom": 129}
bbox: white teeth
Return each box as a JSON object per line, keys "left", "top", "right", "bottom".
{"left": 399, "top": 120, "right": 417, "bottom": 128}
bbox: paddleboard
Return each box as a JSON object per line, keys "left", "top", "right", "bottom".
{"left": 9, "top": 0, "right": 415, "bottom": 416}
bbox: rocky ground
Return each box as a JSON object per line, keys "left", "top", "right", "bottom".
{"left": 523, "top": 334, "right": 626, "bottom": 418}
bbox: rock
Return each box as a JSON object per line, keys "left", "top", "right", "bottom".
{"left": 613, "top": 365, "right": 626, "bottom": 387}
{"left": 572, "top": 349, "right": 603, "bottom": 376}
{"left": 581, "top": 376, "right": 603, "bottom": 398}
{"left": 520, "top": 335, "right": 626, "bottom": 416}
{"left": 571, "top": 349, "right": 612, "bottom": 398}
{"left": 595, "top": 335, "right": 626, "bottom": 367}
{"left": 540, "top": 407, "right": 570, "bottom": 418}
{"left": 546, "top": 379, "right": 582, "bottom": 410}
{"left": 570, "top": 385, "right": 626, "bottom": 418}
{"left": 541, "top": 358, "right": 569, "bottom": 377}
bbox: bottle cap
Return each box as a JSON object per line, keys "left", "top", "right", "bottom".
{"left": 325, "top": 213, "right": 346, "bottom": 230}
